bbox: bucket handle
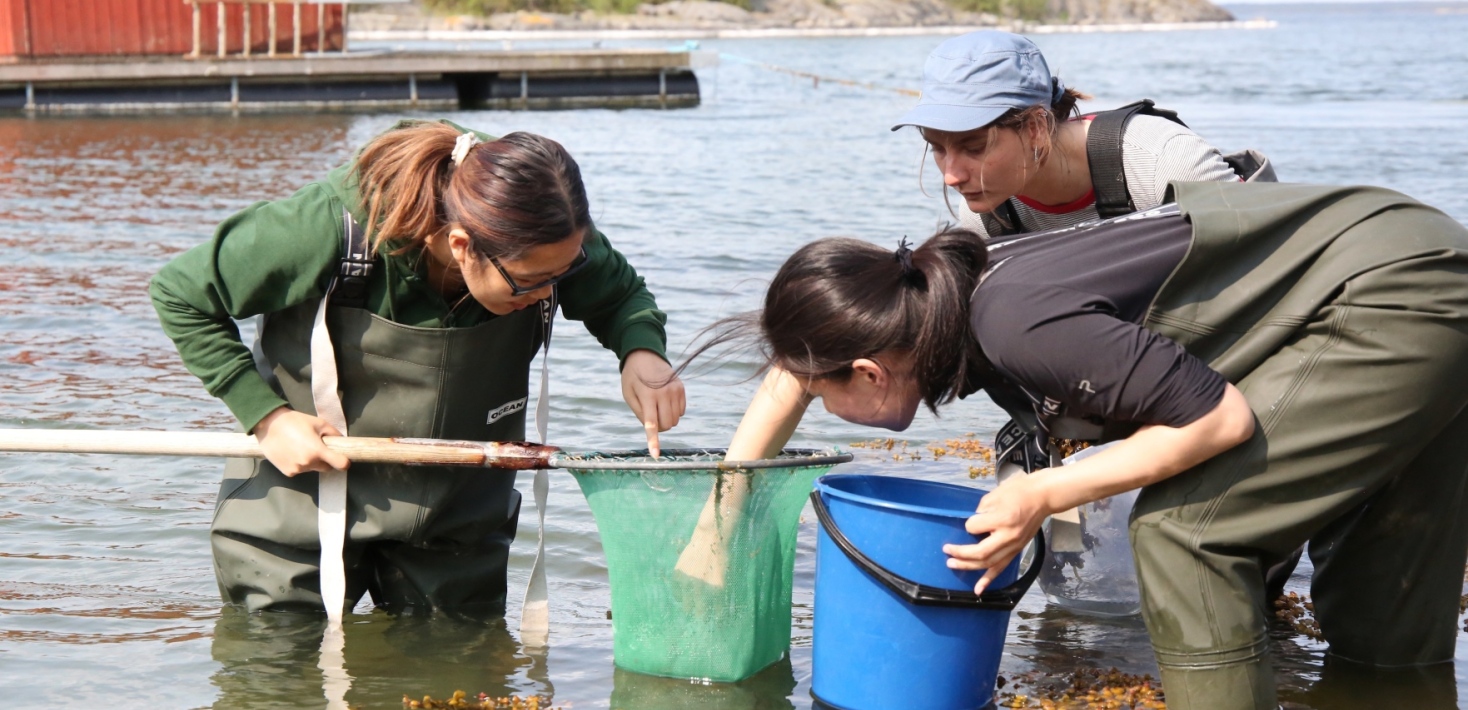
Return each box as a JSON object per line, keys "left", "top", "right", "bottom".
{"left": 810, "top": 490, "right": 1044, "bottom": 610}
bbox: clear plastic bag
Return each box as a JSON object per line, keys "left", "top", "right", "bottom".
{"left": 1038, "top": 442, "right": 1142, "bottom": 617}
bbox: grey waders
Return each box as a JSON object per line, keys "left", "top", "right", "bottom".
{"left": 1132, "top": 183, "right": 1468, "bottom": 709}
{"left": 211, "top": 246, "right": 546, "bottom": 616}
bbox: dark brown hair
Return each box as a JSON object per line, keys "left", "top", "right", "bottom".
{"left": 353, "top": 121, "right": 591, "bottom": 258}
{"left": 989, "top": 86, "right": 1092, "bottom": 165}
{"left": 683, "top": 226, "right": 989, "bottom": 413}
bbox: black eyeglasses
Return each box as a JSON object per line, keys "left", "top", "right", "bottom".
{"left": 488, "top": 247, "right": 589, "bottom": 296}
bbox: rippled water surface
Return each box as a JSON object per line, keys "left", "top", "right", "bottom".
{"left": 3, "top": 3, "right": 1468, "bottom": 708}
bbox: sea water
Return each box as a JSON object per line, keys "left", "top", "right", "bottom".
{"left": 2, "top": 3, "right": 1466, "bottom": 707}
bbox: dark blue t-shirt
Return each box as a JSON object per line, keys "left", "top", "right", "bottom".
{"left": 970, "top": 205, "right": 1228, "bottom": 429}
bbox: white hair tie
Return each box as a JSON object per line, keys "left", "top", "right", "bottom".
{"left": 451, "top": 131, "right": 481, "bottom": 167}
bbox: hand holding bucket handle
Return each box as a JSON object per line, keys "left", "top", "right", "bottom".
{"left": 809, "top": 491, "right": 1044, "bottom": 609}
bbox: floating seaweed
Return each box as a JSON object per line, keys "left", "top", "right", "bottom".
{"left": 1275, "top": 584, "right": 1468, "bottom": 642}
{"left": 849, "top": 433, "right": 996, "bottom": 477}
{"left": 401, "top": 690, "right": 558, "bottom": 709}
{"left": 1273, "top": 591, "right": 1324, "bottom": 642}
{"left": 996, "top": 667, "right": 1165, "bottom": 709}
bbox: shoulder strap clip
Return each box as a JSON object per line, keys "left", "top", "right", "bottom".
{"left": 329, "top": 208, "right": 374, "bottom": 309}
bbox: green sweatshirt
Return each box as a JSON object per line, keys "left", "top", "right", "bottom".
{"left": 150, "top": 120, "right": 668, "bottom": 433}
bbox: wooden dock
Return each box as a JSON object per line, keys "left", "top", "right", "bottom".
{"left": 0, "top": 48, "right": 716, "bottom": 113}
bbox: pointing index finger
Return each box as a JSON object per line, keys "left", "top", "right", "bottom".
{"left": 644, "top": 419, "right": 661, "bottom": 458}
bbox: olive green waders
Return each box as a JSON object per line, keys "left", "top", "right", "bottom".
{"left": 211, "top": 295, "right": 543, "bottom": 615}
{"left": 1131, "top": 183, "right": 1468, "bottom": 709}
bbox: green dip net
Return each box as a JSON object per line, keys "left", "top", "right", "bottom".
{"left": 556, "top": 448, "right": 851, "bottom": 683}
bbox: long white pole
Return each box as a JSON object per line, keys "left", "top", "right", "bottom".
{"left": 0, "top": 430, "right": 559, "bottom": 469}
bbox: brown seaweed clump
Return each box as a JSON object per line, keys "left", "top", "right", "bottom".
{"left": 402, "top": 690, "right": 557, "bottom": 709}
{"left": 849, "top": 433, "right": 996, "bottom": 478}
{"left": 1273, "top": 591, "right": 1324, "bottom": 642}
{"left": 996, "top": 667, "right": 1165, "bottom": 709}
{"left": 850, "top": 437, "right": 923, "bottom": 462}
{"left": 1273, "top": 585, "right": 1468, "bottom": 640}
{"left": 1050, "top": 438, "right": 1092, "bottom": 460}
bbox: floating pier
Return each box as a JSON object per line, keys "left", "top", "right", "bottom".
{"left": 0, "top": 49, "right": 712, "bottom": 113}
{"left": 0, "top": 1, "right": 711, "bottom": 114}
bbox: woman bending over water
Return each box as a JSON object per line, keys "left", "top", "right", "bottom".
{"left": 153, "top": 119, "right": 684, "bottom": 616}
{"left": 899, "top": 31, "right": 1265, "bottom": 238}
{"left": 716, "top": 181, "right": 1468, "bottom": 710}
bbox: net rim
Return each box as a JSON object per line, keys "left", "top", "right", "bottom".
{"left": 548, "top": 447, "right": 852, "bottom": 471}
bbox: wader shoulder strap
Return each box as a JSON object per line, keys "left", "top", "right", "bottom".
{"left": 520, "top": 290, "right": 558, "bottom": 648}
{"left": 1087, "top": 99, "right": 1187, "bottom": 219}
{"left": 329, "top": 208, "right": 375, "bottom": 309}
{"left": 309, "top": 261, "right": 353, "bottom": 704}
{"left": 308, "top": 209, "right": 370, "bottom": 692}
{"left": 980, "top": 198, "right": 1026, "bottom": 237}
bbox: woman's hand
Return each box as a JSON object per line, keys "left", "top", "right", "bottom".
{"left": 942, "top": 472, "right": 1051, "bottom": 595}
{"left": 621, "top": 349, "right": 686, "bottom": 457}
{"left": 251, "top": 406, "right": 351, "bottom": 476}
{"left": 940, "top": 384, "right": 1257, "bottom": 596}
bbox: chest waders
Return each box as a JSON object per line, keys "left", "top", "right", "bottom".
{"left": 987, "top": 102, "right": 1280, "bottom": 464}
{"left": 981, "top": 113, "right": 1284, "bottom": 601}
{"left": 210, "top": 215, "right": 547, "bottom": 620}
{"left": 1116, "top": 184, "right": 1468, "bottom": 710}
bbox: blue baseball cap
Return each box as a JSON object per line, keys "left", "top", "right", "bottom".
{"left": 892, "top": 31, "right": 1064, "bottom": 133}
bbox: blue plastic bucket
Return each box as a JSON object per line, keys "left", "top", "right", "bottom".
{"left": 810, "top": 474, "right": 1043, "bottom": 710}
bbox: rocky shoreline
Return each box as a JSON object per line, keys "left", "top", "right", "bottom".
{"left": 352, "top": 0, "right": 1234, "bottom": 35}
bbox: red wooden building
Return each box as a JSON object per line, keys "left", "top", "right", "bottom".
{"left": 0, "top": 1, "right": 705, "bottom": 114}
{"left": 0, "top": 0, "right": 343, "bottom": 59}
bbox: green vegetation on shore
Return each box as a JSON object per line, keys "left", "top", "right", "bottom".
{"left": 957, "top": 0, "right": 1046, "bottom": 21}
{"left": 424, "top": 0, "right": 1048, "bottom": 21}
{"left": 425, "top": 0, "right": 647, "bottom": 15}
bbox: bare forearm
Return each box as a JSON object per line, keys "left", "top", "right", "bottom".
{"left": 1033, "top": 384, "right": 1256, "bottom": 514}
{"left": 725, "top": 367, "right": 812, "bottom": 461}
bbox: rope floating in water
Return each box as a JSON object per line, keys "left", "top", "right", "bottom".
{"left": 719, "top": 52, "right": 920, "bottom": 96}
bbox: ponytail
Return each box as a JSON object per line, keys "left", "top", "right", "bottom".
{"left": 903, "top": 226, "right": 989, "bottom": 409}
{"left": 1050, "top": 86, "right": 1089, "bottom": 120}
{"left": 355, "top": 121, "right": 458, "bottom": 254}
{"left": 353, "top": 121, "right": 591, "bottom": 258}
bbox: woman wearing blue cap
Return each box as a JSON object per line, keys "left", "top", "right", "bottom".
{"left": 898, "top": 30, "right": 1297, "bottom": 607}
{"left": 894, "top": 30, "right": 1262, "bottom": 238}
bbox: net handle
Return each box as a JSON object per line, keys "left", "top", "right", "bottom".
{"left": 548, "top": 448, "right": 853, "bottom": 471}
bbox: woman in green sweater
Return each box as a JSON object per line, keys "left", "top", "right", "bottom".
{"left": 151, "top": 119, "right": 685, "bottom": 616}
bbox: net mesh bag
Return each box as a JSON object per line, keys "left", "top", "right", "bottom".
{"left": 556, "top": 448, "right": 850, "bottom": 683}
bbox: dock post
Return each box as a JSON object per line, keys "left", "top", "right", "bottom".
{"left": 218, "top": 2, "right": 227, "bottom": 58}
{"left": 520, "top": 72, "right": 529, "bottom": 109}
{"left": 293, "top": 2, "right": 302, "bottom": 56}
{"left": 24, "top": 82, "right": 34, "bottom": 112}
{"left": 242, "top": 2, "right": 251, "bottom": 58}
{"left": 659, "top": 69, "right": 667, "bottom": 108}
{"left": 231, "top": 76, "right": 240, "bottom": 108}
{"left": 409, "top": 74, "right": 418, "bottom": 106}
{"left": 191, "top": 2, "right": 201, "bottom": 58}
{"left": 269, "top": 3, "right": 277, "bottom": 57}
